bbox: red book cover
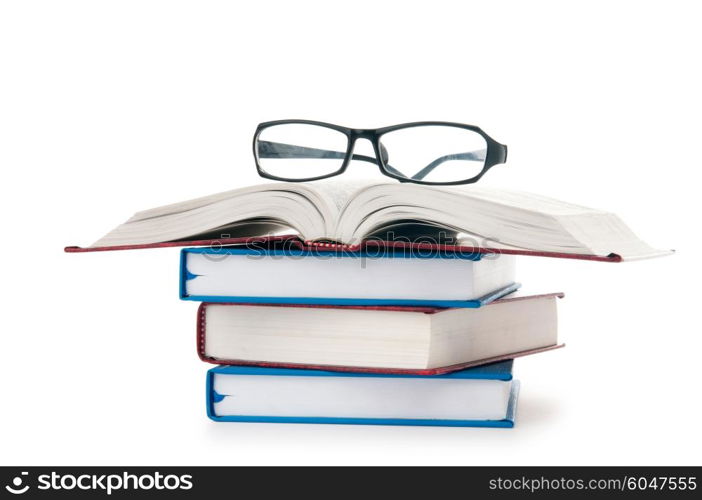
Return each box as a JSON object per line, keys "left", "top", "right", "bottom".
{"left": 65, "top": 234, "right": 622, "bottom": 262}
{"left": 196, "top": 293, "right": 566, "bottom": 375}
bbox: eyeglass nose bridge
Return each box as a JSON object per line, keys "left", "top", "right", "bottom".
{"left": 346, "top": 134, "right": 389, "bottom": 168}
{"left": 347, "top": 129, "right": 381, "bottom": 154}
{"left": 349, "top": 128, "right": 377, "bottom": 140}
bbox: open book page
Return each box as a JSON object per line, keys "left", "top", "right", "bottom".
{"left": 335, "top": 184, "right": 669, "bottom": 260}
{"left": 83, "top": 180, "right": 669, "bottom": 261}
{"left": 90, "top": 180, "right": 390, "bottom": 248}
{"left": 90, "top": 183, "right": 337, "bottom": 247}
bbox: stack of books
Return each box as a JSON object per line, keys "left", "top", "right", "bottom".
{"left": 67, "top": 181, "right": 669, "bottom": 427}
{"left": 183, "top": 246, "right": 561, "bottom": 427}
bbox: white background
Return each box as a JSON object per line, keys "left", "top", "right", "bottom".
{"left": 1, "top": 1, "right": 700, "bottom": 465}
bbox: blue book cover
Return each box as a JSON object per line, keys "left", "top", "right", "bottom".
{"left": 180, "top": 246, "right": 520, "bottom": 307}
{"left": 206, "top": 361, "right": 519, "bottom": 427}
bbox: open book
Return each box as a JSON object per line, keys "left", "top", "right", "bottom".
{"left": 66, "top": 180, "right": 670, "bottom": 261}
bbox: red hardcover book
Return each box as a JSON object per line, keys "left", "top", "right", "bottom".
{"left": 195, "top": 292, "right": 566, "bottom": 375}
{"left": 64, "top": 182, "right": 671, "bottom": 261}
{"left": 66, "top": 234, "right": 623, "bottom": 262}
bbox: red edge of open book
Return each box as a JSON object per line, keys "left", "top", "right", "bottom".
{"left": 64, "top": 234, "right": 623, "bottom": 262}
{"left": 195, "top": 293, "right": 566, "bottom": 376}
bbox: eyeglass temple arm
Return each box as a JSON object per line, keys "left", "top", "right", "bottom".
{"left": 259, "top": 141, "right": 497, "bottom": 182}
{"left": 257, "top": 140, "right": 406, "bottom": 177}
{"left": 408, "top": 150, "right": 488, "bottom": 181}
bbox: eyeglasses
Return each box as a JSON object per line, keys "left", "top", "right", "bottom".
{"left": 253, "top": 120, "right": 507, "bottom": 185}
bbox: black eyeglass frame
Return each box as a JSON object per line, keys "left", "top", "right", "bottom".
{"left": 253, "top": 119, "right": 508, "bottom": 186}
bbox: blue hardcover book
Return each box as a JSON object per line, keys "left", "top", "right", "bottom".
{"left": 206, "top": 361, "right": 519, "bottom": 427}
{"left": 180, "top": 247, "right": 519, "bottom": 307}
